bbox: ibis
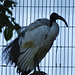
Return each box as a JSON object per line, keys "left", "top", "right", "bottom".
{"left": 2, "top": 13, "right": 68, "bottom": 75}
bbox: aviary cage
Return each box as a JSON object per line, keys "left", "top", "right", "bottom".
{"left": 0, "top": 0, "right": 75, "bottom": 75}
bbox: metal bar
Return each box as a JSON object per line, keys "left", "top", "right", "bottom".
{"left": 64, "top": 0, "right": 66, "bottom": 75}
{"left": 13, "top": 6, "right": 75, "bottom": 8}
{"left": 67, "top": 0, "right": 70, "bottom": 75}
{"left": 22, "top": 0, "right": 25, "bottom": 26}
{"left": 30, "top": 0, "right": 32, "bottom": 24}
{"left": 1, "top": 65, "right": 75, "bottom": 68}
{"left": 59, "top": 0, "right": 62, "bottom": 75}
{"left": 26, "top": 0, "right": 28, "bottom": 26}
{"left": 34, "top": 0, "right": 36, "bottom": 21}
{"left": 71, "top": 0, "right": 74, "bottom": 75}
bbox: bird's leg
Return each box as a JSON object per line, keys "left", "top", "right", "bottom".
{"left": 55, "top": 46, "right": 58, "bottom": 67}
{"left": 34, "top": 56, "right": 37, "bottom": 72}
{"left": 36, "top": 55, "right": 40, "bottom": 71}
{"left": 34, "top": 54, "right": 40, "bottom": 72}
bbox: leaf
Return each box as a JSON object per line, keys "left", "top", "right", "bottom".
{"left": 0, "top": 13, "right": 5, "bottom": 27}
{"left": 4, "top": 27, "right": 13, "bottom": 41}
{"left": 5, "top": 7, "right": 12, "bottom": 15}
{"left": 4, "top": 1, "right": 17, "bottom": 8}
{"left": 13, "top": 22, "right": 21, "bottom": 30}
{"left": 14, "top": 24, "right": 21, "bottom": 30}
{"left": 11, "top": 18, "right": 15, "bottom": 21}
{"left": 4, "top": 15, "right": 15, "bottom": 29}
{"left": 0, "top": 28, "right": 2, "bottom": 32}
{"left": 0, "top": 5, "right": 5, "bottom": 14}
{"left": 0, "top": 0, "right": 3, "bottom": 2}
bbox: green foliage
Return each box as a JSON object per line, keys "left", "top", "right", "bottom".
{"left": 0, "top": 0, "right": 3, "bottom": 2}
{"left": 4, "top": 27, "right": 13, "bottom": 41}
{"left": 0, "top": 0, "right": 21, "bottom": 41}
{"left": 4, "top": 0, "right": 17, "bottom": 8}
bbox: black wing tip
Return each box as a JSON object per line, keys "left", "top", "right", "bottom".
{"left": 21, "top": 71, "right": 29, "bottom": 75}
{"left": 21, "top": 70, "right": 31, "bottom": 75}
{"left": 17, "top": 67, "right": 31, "bottom": 75}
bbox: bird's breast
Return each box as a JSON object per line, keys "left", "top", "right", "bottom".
{"left": 37, "top": 23, "right": 59, "bottom": 61}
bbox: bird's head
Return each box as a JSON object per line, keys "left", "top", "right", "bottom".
{"left": 50, "top": 13, "right": 68, "bottom": 27}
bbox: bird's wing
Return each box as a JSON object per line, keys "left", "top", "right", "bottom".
{"left": 2, "top": 19, "right": 43, "bottom": 64}
{"left": 18, "top": 18, "right": 50, "bottom": 36}
{"left": 17, "top": 25, "right": 52, "bottom": 73}
{"left": 2, "top": 18, "right": 51, "bottom": 74}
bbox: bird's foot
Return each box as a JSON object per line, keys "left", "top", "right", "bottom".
{"left": 30, "top": 71, "right": 47, "bottom": 75}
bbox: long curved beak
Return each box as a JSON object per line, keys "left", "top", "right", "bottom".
{"left": 57, "top": 15, "right": 68, "bottom": 27}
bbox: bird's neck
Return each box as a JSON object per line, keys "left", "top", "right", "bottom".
{"left": 49, "top": 22, "right": 59, "bottom": 40}
{"left": 50, "top": 20, "right": 56, "bottom": 27}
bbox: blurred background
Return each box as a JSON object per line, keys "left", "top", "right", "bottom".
{"left": 0, "top": 0, "right": 75, "bottom": 75}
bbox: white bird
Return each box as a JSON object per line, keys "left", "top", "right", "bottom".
{"left": 2, "top": 13, "right": 68, "bottom": 75}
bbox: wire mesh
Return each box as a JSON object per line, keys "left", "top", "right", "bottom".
{"left": 0, "top": 0, "right": 75, "bottom": 75}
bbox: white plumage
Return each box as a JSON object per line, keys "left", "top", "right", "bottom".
{"left": 2, "top": 13, "right": 68, "bottom": 75}
{"left": 17, "top": 22, "right": 59, "bottom": 71}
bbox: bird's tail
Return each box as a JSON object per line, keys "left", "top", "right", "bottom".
{"left": 2, "top": 37, "right": 20, "bottom": 66}
{"left": 21, "top": 71, "right": 30, "bottom": 75}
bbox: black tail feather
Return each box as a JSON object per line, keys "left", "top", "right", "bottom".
{"left": 21, "top": 70, "right": 31, "bottom": 75}
{"left": 2, "top": 37, "right": 20, "bottom": 66}
{"left": 2, "top": 37, "right": 31, "bottom": 75}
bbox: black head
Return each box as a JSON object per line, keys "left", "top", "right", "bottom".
{"left": 50, "top": 13, "right": 68, "bottom": 27}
